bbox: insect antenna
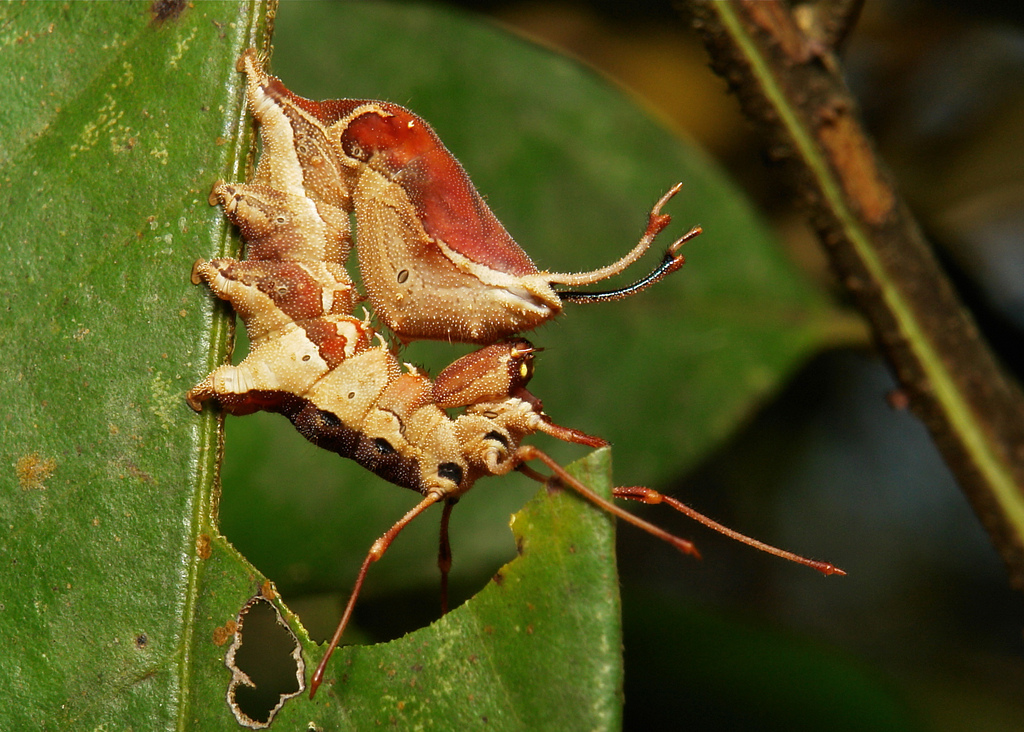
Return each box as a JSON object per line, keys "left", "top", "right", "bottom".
{"left": 515, "top": 445, "right": 846, "bottom": 577}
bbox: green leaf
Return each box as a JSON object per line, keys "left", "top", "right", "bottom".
{"left": 0, "top": 1, "right": 272, "bottom": 729}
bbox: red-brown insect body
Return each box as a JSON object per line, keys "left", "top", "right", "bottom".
{"left": 338, "top": 103, "right": 541, "bottom": 278}
{"left": 232, "top": 49, "right": 693, "bottom": 344}
{"left": 193, "top": 132, "right": 594, "bottom": 500}
{"left": 260, "top": 71, "right": 541, "bottom": 280}
{"left": 190, "top": 50, "right": 843, "bottom": 700}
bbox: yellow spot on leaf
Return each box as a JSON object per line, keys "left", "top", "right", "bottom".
{"left": 16, "top": 453, "right": 56, "bottom": 490}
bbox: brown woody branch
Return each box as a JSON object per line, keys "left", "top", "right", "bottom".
{"left": 687, "top": 0, "right": 1024, "bottom": 586}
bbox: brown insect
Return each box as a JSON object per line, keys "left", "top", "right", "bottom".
{"left": 224, "top": 49, "right": 700, "bottom": 345}
{"left": 189, "top": 50, "right": 844, "bottom": 699}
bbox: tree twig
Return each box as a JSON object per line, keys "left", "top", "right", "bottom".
{"left": 687, "top": 0, "right": 1024, "bottom": 586}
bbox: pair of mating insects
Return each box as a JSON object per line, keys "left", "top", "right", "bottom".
{"left": 188, "top": 49, "right": 843, "bottom": 698}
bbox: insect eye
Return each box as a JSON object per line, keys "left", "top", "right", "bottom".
{"left": 507, "top": 342, "right": 535, "bottom": 386}
{"left": 374, "top": 438, "right": 396, "bottom": 455}
{"left": 437, "top": 462, "right": 463, "bottom": 486}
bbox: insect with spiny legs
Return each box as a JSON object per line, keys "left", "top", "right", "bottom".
{"left": 188, "top": 48, "right": 844, "bottom": 700}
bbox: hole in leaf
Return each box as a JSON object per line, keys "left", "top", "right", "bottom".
{"left": 225, "top": 595, "right": 305, "bottom": 729}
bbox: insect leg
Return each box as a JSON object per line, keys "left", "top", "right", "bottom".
{"left": 532, "top": 418, "right": 609, "bottom": 449}
{"left": 438, "top": 498, "right": 458, "bottom": 615}
{"left": 612, "top": 486, "right": 846, "bottom": 576}
{"left": 515, "top": 446, "right": 846, "bottom": 576}
{"left": 513, "top": 445, "right": 699, "bottom": 557}
{"left": 310, "top": 493, "right": 441, "bottom": 699}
